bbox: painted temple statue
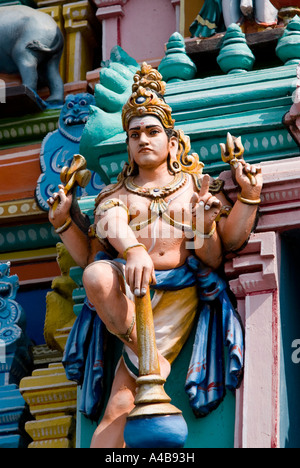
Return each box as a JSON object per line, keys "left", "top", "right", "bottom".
{"left": 1, "top": 0, "right": 300, "bottom": 450}
{"left": 47, "top": 62, "right": 263, "bottom": 448}
{"left": 190, "top": 0, "right": 278, "bottom": 38}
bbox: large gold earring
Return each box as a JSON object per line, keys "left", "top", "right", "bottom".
{"left": 125, "top": 149, "right": 137, "bottom": 177}
{"left": 168, "top": 154, "right": 181, "bottom": 174}
{"left": 125, "top": 160, "right": 135, "bottom": 177}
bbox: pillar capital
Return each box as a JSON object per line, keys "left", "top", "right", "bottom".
{"left": 62, "top": 1, "right": 99, "bottom": 82}
{"left": 95, "top": 4, "right": 124, "bottom": 20}
{"left": 63, "top": 0, "right": 94, "bottom": 33}
{"left": 91, "top": 0, "right": 128, "bottom": 7}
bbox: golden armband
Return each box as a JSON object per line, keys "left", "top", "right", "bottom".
{"left": 95, "top": 199, "right": 130, "bottom": 222}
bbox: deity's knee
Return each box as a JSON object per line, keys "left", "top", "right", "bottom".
{"left": 82, "top": 262, "right": 115, "bottom": 300}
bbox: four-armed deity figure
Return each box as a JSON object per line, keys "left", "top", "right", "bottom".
{"left": 47, "top": 63, "right": 263, "bottom": 448}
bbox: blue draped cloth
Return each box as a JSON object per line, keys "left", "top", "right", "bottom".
{"left": 62, "top": 252, "right": 110, "bottom": 420}
{"left": 184, "top": 257, "right": 244, "bottom": 417}
{"left": 62, "top": 253, "right": 244, "bottom": 420}
{"left": 189, "top": 0, "right": 225, "bottom": 38}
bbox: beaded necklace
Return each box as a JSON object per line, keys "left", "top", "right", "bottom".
{"left": 124, "top": 171, "right": 188, "bottom": 215}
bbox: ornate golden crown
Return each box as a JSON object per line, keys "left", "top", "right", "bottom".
{"left": 122, "top": 63, "right": 175, "bottom": 131}
{"left": 121, "top": 63, "right": 204, "bottom": 178}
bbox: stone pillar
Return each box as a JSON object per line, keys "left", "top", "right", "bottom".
{"left": 38, "top": 3, "right": 67, "bottom": 82}
{"left": 170, "top": 0, "right": 181, "bottom": 32}
{"left": 93, "top": 0, "right": 125, "bottom": 62}
{"left": 220, "top": 155, "right": 300, "bottom": 447}
{"left": 63, "top": 1, "right": 99, "bottom": 83}
{"left": 19, "top": 244, "right": 79, "bottom": 448}
{"left": 225, "top": 232, "right": 280, "bottom": 448}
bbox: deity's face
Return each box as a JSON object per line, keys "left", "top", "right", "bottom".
{"left": 127, "top": 115, "right": 177, "bottom": 171}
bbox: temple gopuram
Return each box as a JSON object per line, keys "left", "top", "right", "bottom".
{"left": 0, "top": 0, "right": 300, "bottom": 449}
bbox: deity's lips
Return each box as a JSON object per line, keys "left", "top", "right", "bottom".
{"left": 138, "top": 147, "right": 153, "bottom": 154}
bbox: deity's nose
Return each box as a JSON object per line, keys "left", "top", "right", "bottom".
{"left": 139, "top": 132, "right": 149, "bottom": 145}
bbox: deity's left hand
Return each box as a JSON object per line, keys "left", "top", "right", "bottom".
{"left": 233, "top": 159, "right": 263, "bottom": 200}
{"left": 220, "top": 133, "right": 263, "bottom": 200}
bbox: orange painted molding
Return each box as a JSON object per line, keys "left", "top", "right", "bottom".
{"left": 0, "top": 144, "right": 42, "bottom": 202}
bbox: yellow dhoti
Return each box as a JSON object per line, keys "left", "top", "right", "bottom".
{"left": 124, "top": 287, "right": 198, "bottom": 377}
{"left": 86, "top": 258, "right": 198, "bottom": 378}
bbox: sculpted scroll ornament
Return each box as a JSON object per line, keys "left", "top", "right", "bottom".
{"left": 36, "top": 94, "right": 105, "bottom": 212}
{"left": 0, "top": 263, "right": 32, "bottom": 384}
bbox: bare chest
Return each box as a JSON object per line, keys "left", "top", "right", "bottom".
{"left": 125, "top": 180, "right": 196, "bottom": 237}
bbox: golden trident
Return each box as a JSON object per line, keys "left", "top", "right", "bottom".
{"left": 220, "top": 132, "right": 257, "bottom": 186}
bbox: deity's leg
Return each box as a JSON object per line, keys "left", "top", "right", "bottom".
{"left": 222, "top": 0, "right": 242, "bottom": 28}
{"left": 82, "top": 261, "right": 171, "bottom": 379}
{"left": 254, "top": 0, "right": 278, "bottom": 25}
{"left": 83, "top": 262, "right": 137, "bottom": 345}
{"left": 90, "top": 357, "right": 136, "bottom": 448}
{"left": 240, "top": 0, "right": 254, "bottom": 17}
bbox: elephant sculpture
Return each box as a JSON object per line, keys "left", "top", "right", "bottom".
{"left": 0, "top": 5, "right": 64, "bottom": 105}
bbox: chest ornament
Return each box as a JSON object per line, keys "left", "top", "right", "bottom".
{"left": 124, "top": 171, "right": 188, "bottom": 216}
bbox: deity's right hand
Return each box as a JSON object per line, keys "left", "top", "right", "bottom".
{"left": 125, "top": 247, "right": 156, "bottom": 298}
{"left": 47, "top": 184, "right": 73, "bottom": 229}
{"left": 191, "top": 174, "right": 221, "bottom": 233}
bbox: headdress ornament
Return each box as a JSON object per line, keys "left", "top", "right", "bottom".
{"left": 122, "top": 63, "right": 175, "bottom": 131}
{"left": 119, "top": 63, "right": 205, "bottom": 182}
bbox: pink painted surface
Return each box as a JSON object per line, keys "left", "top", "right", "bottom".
{"left": 220, "top": 156, "right": 300, "bottom": 233}
{"left": 94, "top": 0, "right": 177, "bottom": 64}
{"left": 220, "top": 155, "right": 300, "bottom": 447}
{"left": 225, "top": 231, "right": 280, "bottom": 448}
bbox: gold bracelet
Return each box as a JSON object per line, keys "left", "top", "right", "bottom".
{"left": 123, "top": 243, "right": 147, "bottom": 260}
{"left": 55, "top": 217, "right": 72, "bottom": 234}
{"left": 237, "top": 193, "right": 261, "bottom": 205}
{"left": 194, "top": 222, "right": 217, "bottom": 239}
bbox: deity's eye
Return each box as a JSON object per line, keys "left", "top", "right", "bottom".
{"left": 79, "top": 99, "right": 87, "bottom": 106}
{"left": 67, "top": 101, "right": 74, "bottom": 109}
